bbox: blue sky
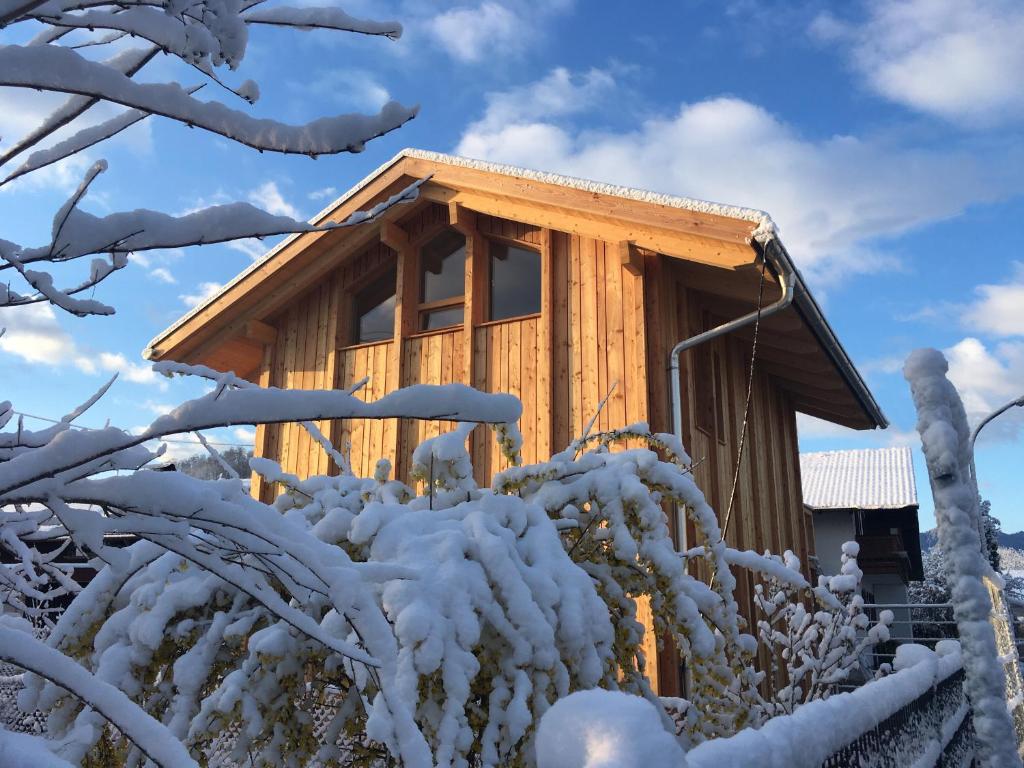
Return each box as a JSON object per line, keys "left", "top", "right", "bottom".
{"left": 2, "top": 0, "right": 1024, "bottom": 533}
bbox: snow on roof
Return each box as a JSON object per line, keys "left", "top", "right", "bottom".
{"left": 145, "top": 148, "right": 775, "bottom": 357}
{"left": 800, "top": 447, "right": 918, "bottom": 511}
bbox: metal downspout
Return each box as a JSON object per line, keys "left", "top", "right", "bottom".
{"left": 668, "top": 238, "right": 796, "bottom": 552}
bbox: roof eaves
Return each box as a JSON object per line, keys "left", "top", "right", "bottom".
{"left": 765, "top": 239, "right": 888, "bottom": 429}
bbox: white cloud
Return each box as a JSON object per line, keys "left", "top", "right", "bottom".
{"left": 308, "top": 186, "right": 338, "bottom": 201}
{"left": 945, "top": 337, "right": 1024, "bottom": 437}
{"left": 179, "top": 281, "right": 223, "bottom": 308}
{"left": 226, "top": 238, "right": 267, "bottom": 261}
{"left": 428, "top": 2, "right": 522, "bottom": 62}
{"left": 149, "top": 267, "right": 177, "bottom": 284}
{"left": 233, "top": 426, "right": 256, "bottom": 443}
{"left": 0, "top": 303, "right": 94, "bottom": 371}
{"left": 175, "top": 190, "right": 232, "bottom": 217}
{"left": 425, "top": 0, "right": 574, "bottom": 62}
{"left": 811, "top": 0, "right": 1024, "bottom": 125}
{"left": 962, "top": 261, "right": 1024, "bottom": 337}
{"left": 0, "top": 87, "right": 151, "bottom": 195}
{"left": 465, "top": 67, "right": 614, "bottom": 138}
{"left": 0, "top": 304, "right": 168, "bottom": 393}
{"left": 248, "top": 181, "right": 301, "bottom": 220}
{"left": 298, "top": 70, "right": 391, "bottom": 112}
{"left": 143, "top": 400, "right": 176, "bottom": 416}
{"left": 796, "top": 413, "right": 919, "bottom": 447}
{"left": 97, "top": 351, "right": 163, "bottom": 387}
{"left": 457, "top": 72, "right": 1005, "bottom": 283}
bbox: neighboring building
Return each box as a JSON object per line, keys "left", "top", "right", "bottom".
{"left": 146, "top": 149, "right": 887, "bottom": 694}
{"left": 801, "top": 446, "right": 924, "bottom": 640}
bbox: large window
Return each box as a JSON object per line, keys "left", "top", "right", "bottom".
{"left": 351, "top": 267, "right": 396, "bottom": 344}
{"left": 488, "top": 240, "right": 541, "bottom": 321}
{"left": 418, "top": 229, "right": 466, "bottom": 330}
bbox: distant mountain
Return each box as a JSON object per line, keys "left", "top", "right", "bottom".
{"left": 920, "top": 528, "right": 1024, "bottom": 552}
{"left": 920, "top": 529, "right": 938, "bottom": 552}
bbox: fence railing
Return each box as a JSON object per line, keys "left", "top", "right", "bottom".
{"left": 822, "top": 668, "right": 971, "bottom": 768}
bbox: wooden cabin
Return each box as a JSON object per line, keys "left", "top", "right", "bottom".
{"left": 146, "top": 149, "right": 886, "bottom": 695}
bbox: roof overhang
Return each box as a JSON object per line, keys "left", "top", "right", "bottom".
{"left": 145, "top": 148, "right": 886, "bottom": 430}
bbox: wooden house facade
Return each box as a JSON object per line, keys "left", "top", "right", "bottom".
{"left": 146, "top": 149, "right": 886, "bottom": 695}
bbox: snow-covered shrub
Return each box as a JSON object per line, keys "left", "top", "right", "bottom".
{"left": 752, "top": 541, "right": 893, "bottom": 715}
{"left": 495, "top": 425, "right": 764, "bottom": 741}
{"left": 19, "top": 421, "right": 774, "bottom": 766}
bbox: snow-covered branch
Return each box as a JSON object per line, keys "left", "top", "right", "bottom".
{"left": 0, "top": 0, "right": 418, "bottom": 316}
{"left": 0, "top": 45, "right": 417, "bottom": 157}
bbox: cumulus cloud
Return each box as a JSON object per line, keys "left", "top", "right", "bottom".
{"left": 226, "top": 238, "right": 267, "bottom": 261}
{"left": 428, "top": 2, "right": 522, "bottom": 62}
{"left": 0, "top": 86, "right": 151, "bottom": 195}
{"left": 811, "top": 0, "right": 1024, "bottom": 125}
{"left": 945, "top": 337, "right": 1024, "bottom": 437}
{"left": 179, "top": 281, "right": 223, "bottom": 308}
{"left": 456, "top": 69, "right": 1008, "bottom": 282}
{"left": 0, "top": 303, "right": 94, "bottom": 371}
{"left": 96, "top": 352, "right": 164, "bottom": 388}
{"left": 426, "top": 1, "right": 572, "bottom": 62}
{"left": 297, "top": 69, "right": 392, "bottom": 112}
{"left": 796, "top": 413, "right": 920, "bottom": 448}
{"left": 248, "top": 181, "right": 301, "bottom": 219}
{"left": 308, "top": 186, "right": 338, "bottom": 201}
{"left": 149, "top": 267, "right": 177, "bottom": 284}
{"left": 962, "top": 261, "right": 1024, "bottom": 337}
{"left": 0, "top": 304, "right": 167, "bottom": 391}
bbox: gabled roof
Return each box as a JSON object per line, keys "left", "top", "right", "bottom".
{"left": 800, "top": 447, "right": 918, "bottom": 511}
{"left": 144, "top": 148, "right": 886, "bottom": 430}
{"left": 146, "top": 148, "right": 771, "bottom": 354}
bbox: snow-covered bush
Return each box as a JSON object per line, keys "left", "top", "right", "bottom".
{"left": 14, "top": 421, "right": 781, "bottom": 766}
{"left": 752, "top": 542, "right": 893, "bottom": 715}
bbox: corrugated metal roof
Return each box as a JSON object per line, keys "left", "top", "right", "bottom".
{"left": 800, "top": 446, "right": 918, "bottom": 510}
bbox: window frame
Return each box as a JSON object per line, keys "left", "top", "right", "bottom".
{"left": 413, "top": 226, "right": 468, "bottom": 333}
{"left": 340, "top": 259, "right": 399, "bottom": 349}
{"left": 484, "top": 234, "right": 543, "bottom": 324}
{"left": 348, "top": 264, "right": 398, "bottom": 347}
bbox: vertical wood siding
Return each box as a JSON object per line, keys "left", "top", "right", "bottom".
{"left": 254, "top": 212, "right": 813, "bottom": 700}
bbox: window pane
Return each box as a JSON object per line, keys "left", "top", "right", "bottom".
{"left": 421, "top": 306, "right": 464, "bottom": 330}
{"left": 353, "top": 267, "right": 396, "bottom": 344}
{"left": 420, "top": 229, "right": 466, "bottom": 303}
{"left": 489, "top": 241, "right": 541, "bottom": 321}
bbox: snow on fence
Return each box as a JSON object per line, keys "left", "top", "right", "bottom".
{"left": 682, "top": 644, "right": 968, "bottom": 768}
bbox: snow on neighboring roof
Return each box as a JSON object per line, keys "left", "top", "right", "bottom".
{"left": 145, "top": 148, "right": 774, "bottom": 357}
{"left": 800, "top": 447, "right": 918, "bottom": 511}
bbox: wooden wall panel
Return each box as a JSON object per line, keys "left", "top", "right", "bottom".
{"left": 332, "top": 340, "right": 397, "bottom": 478}
{"left": 399, "top": 328, "right": 464, "bottom": 476}
{"left": 549, "top": 233, "right": 649, "bottom": 450}
{"left": 471, "top": 316, "right": 543, "bottom": 481}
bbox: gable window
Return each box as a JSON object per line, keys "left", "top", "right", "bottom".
{"left": 418, "top": 229, "right": 466, "bottom": 330}
{"left": 352, "top": 267, "right": 396, "bottom": 344}
{"left": 488, "top": 240, "right": 541, "bottom": 321}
